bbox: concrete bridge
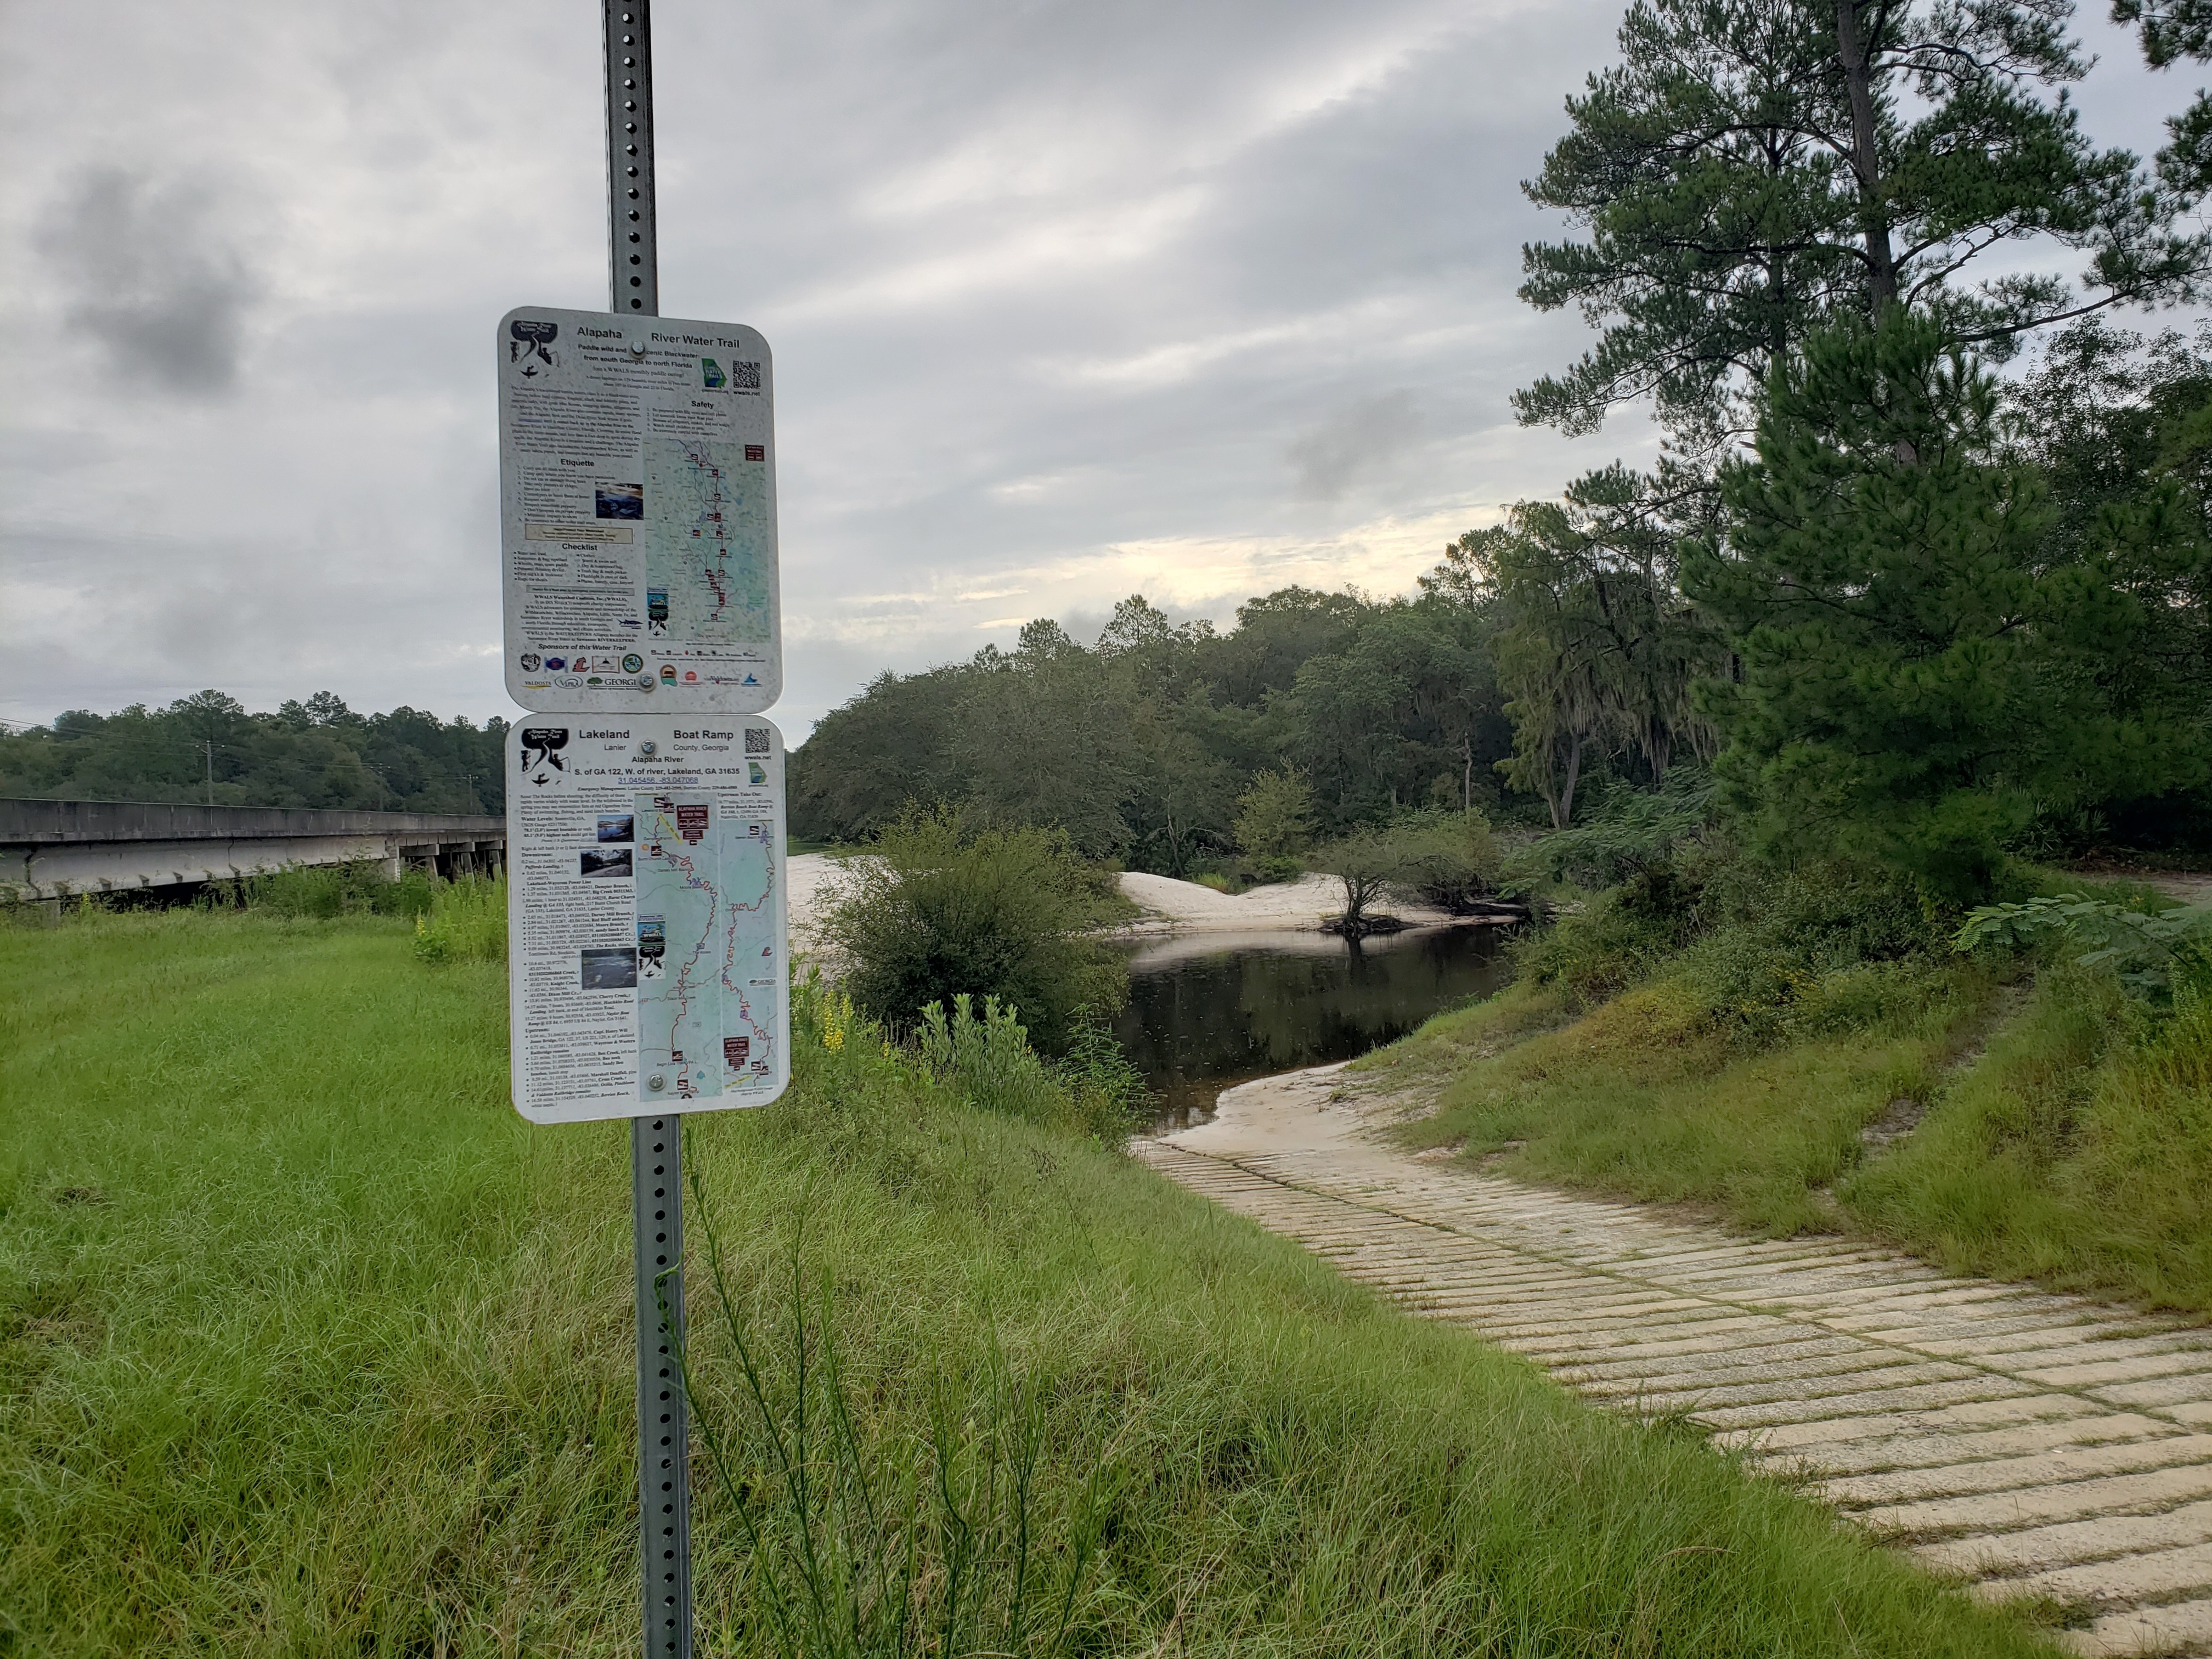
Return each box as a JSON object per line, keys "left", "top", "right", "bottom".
{"left": 1, "top": 799, "right": 505, "bottom": 908}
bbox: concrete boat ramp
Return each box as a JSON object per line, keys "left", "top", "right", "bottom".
{"left": 1140, "top": 1065, "right": 2212, "bottom": 1657}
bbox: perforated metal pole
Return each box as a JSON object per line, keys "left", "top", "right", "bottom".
{"left": 605, "top": 6, "right": 686, "bottom": 1657}
{"left": 631, "top": 1114, "right": 690, "bottom": 1659}
{"left": 606, "top": 1, "right": 659, "bottom": 317}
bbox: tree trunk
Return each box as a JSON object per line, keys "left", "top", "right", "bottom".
{"left": 1554, "top": 729, "right": 1585, "bottom": 829}
{"left": 1462, "top": 737, "right": 1474, "bottom": 814}
{"left": 1834, "top": 0, "right": 1899, "bottom": 321}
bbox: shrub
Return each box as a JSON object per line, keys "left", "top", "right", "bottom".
{"left": 411, "top": 876, "right": 507, "bottom": 965}
{"left": 1231, "top": 768, "right": 1314, "bottom": 861}
{"left": 819, "top": 806, "right": 1127, "bottom": 1052}
{"left": 1306, "top": 825, "right": 1405, "bottom": 932}
{"left": 219, "top": 859, "right": 438, "bottom": 918}
{"left": 1955, "top": 893, "right": 2212, "bottom": 1001}
{"left": 1387, "top": 809, "right": 1502, "bottom": 912}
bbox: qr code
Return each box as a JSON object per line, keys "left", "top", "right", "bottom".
{"left": 732, "top": 361, "right": 761, "bottom": 389}
{"left": 744, "top": 727, "right": 771, "bottom": 755}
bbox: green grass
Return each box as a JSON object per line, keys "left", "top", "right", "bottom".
{"left": 1369, "top": 879, "right": 2212, "bottom": 1311}
{"left": 1376, "top": 965, "right": 2000, "bottom": 1235}
{"left": 1845, "top": 965, "right": 2212, "bottom": 1312}
{"left": 0, "top": 908, "right": 2066, "bottom": 1655}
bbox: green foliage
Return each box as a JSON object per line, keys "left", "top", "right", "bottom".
{"left": 221, "top": 858, "right": 439, "bottom": 919}
{"left": 0, "top": 689, "right": 505, "bottom": 812}
{"left": 1229, "top": 767, "right": 1315, "bottom": 861}
{"left": 411, "top": 876, "right": 509, "bottom": 966}
{"left": 678, "top": 1216, "right": 1102, "bottom": 1659}
{"left": 817, "top": 806, "right": 1127, "bottom": 1052}
{"left": 1513, "top": 842, "right": 1942, "bottom": 1025}
{"left": 1383, "top": 967, "right": 1994, "bottom": 1238}
{"left": 0, "top": 907, "right": 2071, "bottom": 1656}
{"left": 1385, "top": 809, "right": 1502, "bottom": 913}
{"left": 912, "top": 995, "right": 1138, "bottom": 1144}
{"left": 1845, "top": 964, "right": 2212, "bottom": 1312}
{"left": 2000, "top": 318, "right": 2212, "bottom": 852}
{"left": 1305, "top": 824, "right": 1409, "bottom": 930}
{"left": 1687, "top": 314, "right": 2212, "bottom": 902}
{"left": 1506, "top": 771, "right": 1718, "bottom": 891}
{"left": 1516, "top": 0, "right": 2194, "bottom": 451}
{"left": 789, "top": 587, "right": 1517, "bottom": 870}
{"left": 1955, "top": 894, "right": 2212, "bottom": 998}
{"left": 1465, "top": 470, "right": 1723, "bottom": 828}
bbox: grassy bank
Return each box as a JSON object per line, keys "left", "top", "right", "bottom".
{"left": 1376, "top": 860, "right": 2212, "bottom": 1315}
{"left": 0, "top": 907, "right": 2064, "bottom": 1655}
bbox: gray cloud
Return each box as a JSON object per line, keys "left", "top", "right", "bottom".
{"left": 46, "top": 166, "right": 259, "bottom": 394}
{"left": 0, "top": 1, "right": 2196, "bottom": 738}
{"left": 1287, "top": 390, "right": 1424, "bottom": 501}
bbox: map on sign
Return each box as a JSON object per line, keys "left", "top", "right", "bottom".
{"left": 644, "top": 438, "right": 772, "bottom": 646}
{"left": 634, "top": 792, "right": 780, "bottom": 1102}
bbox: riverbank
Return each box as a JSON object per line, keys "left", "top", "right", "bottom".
{"left": 789, "top": 851, "right": 1480, "bottom": 941}
{"left": 1, "top": 905, "right": 2061, "bottom": 1656}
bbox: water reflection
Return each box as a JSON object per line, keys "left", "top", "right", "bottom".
{"left": 1114, "top": 923, "right": 1516, "bottom": 1130}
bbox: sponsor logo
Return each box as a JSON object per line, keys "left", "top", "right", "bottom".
{"left": 744, "top": 443, "right": 765, "bottom": 462}
{"left": 585, "top": 675, "right": 603, "bottom": 685}
{"left": 660, "top": 665, "right": 678, "bottom": 682}
{"left": 518, "top": 652, "right": 542, "bottom": 672}
{"left": 522, "top": 679, "right": 550, "bottom": 690}
{"left": 545, "top": 656, "right": 566, "bottom": 670}
{"left": 683, "top": 670, "right": 698, "bottom": 682}
{"left": 622, "top": 652, "right": 643, "bottom": 673}
{"left": 556, "top": 674, "right": 584, "bottom": 687}
{"left": 701, "top": 358, "right": 726, "bottom": 389}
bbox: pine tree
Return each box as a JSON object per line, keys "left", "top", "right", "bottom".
{"left": 1517, "top": 0, "right": 2203, "bottom": 452}
{"left": 1684, "top": 312, "right": 2211, "bottom": 899}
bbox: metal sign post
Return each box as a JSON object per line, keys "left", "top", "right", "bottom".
{"left": 496, "top": 10, "right": 791, "bottom": 1653}
{"left": 604, "top": 8, "right": 687, "bottom": 1658}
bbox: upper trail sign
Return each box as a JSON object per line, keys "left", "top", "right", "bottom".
{"left": 499, "top": 305, "right": 781, "bottom": 714}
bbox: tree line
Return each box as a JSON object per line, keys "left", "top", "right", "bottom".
{"left": 0, "top": 691, "right": 507, "bottom": 816}
{"left": 799, "top": 0, "right": 2212, "bottom": 898}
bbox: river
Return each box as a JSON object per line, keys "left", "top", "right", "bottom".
{"left": 1112, "top": 922, "right": 1517, "bottom": 1128}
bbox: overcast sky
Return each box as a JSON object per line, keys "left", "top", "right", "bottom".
{"left": 0, "top": 1, "right": 2195, "bottom": 741}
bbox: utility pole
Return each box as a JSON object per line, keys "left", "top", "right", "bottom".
{"left": 603, "top": 8, "right": 691, "bottom": 1658}
{"left": 202, "top": 740, "right": 215, "bottom": 808}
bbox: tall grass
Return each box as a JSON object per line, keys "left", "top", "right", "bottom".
{"left": 412, "top": 874, "right": 508, "bottom": 964}
{"left": 211, "top": 856, "right": 441, "bottom": 918}
{"left": 1846, "top": 964, "right": 2212, "bottom": 1312}
{"left": 0, "top": 906, "right": 2065, "bottom": 1655}
{"left": 678, "top": 1207, "right": 1105, "bottom": 1658}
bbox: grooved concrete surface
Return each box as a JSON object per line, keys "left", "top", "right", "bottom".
{"left": 1138, "top": 1065, "right": 2212, "bottom": 1658}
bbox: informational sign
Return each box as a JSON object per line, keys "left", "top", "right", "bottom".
{"left": 498, "top": 306, "right": 780, "bottom": 714}
{"left": 505, "top": 715, "right": 790, "bottom": 1124}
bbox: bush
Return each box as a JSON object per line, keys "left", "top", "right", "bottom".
{"left": 1387, "top": 809, "right": 1501, "bottom": 912}
{"left": 1513, "top": 843, "right": 1948, "bottom": 1032}
{"left": 1306, "top": 825, "right": 1406, "bottom": 932}
{"left": 1230, "top": 768, "right": 1315, "bottom": 861}
{"left": 1955, "top": 893, "right": 2212, "bottom": 1001}
{"left": 411, "top": 876, "right": 507, "bottom": 964}
{"left": 793, "top": 969, "right": 1142, "bottom": 1144}
{"left": 218, "top": 859, "right": 439, "bottom": 918}
{"left": 817, "top": 806, "right": 1128, "bottom": 1052}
